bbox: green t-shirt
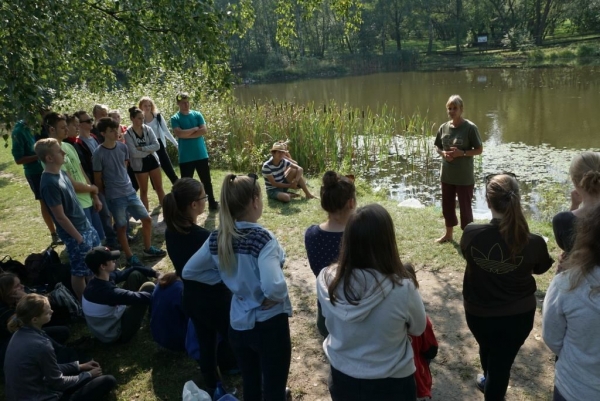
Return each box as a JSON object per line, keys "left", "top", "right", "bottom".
{"left": 434, "top": 119, "right": 482, "bottom": 186}
{"left": 42, "top": 141, "right": 92, "bottom": 208}
{"left": 170, "top": 110, "right": 208, "bottom": 163}
{"left": 11, "top": 121, "right": 43, "bottom": 176}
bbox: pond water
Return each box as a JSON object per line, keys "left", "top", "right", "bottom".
{"left": 235, "top": 67, "right": 600, "bottom": 220}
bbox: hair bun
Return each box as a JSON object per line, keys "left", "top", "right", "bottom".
{"left": 322, "top": 171, "right": 339, "bottom": 188}
{"left": 581, "top": 170, "right": 600, "bottom": 194}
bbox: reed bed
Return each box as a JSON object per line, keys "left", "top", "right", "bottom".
{"left": 224, "top": 100, "right": 436, "bottom": 175}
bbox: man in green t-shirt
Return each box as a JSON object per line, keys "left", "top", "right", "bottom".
{"left": 170, "top": 92, "right": 218, "bottom": 210}
{"left": 11, "top": 115, "right": 60, "bottom": 245}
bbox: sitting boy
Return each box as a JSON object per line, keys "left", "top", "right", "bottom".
{"left": 82, "top": 246, "right": 157, "bottom": 344}
{"left": 92, "top": 117, "right": 166, "bottom": 267}
{"left": 34, "top": 138, "right": 101, "bottom": 301}
{"left": 261, "top": 141, "right": 315, "bottom": 202}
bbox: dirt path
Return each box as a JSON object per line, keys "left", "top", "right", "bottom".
{"left": 284, "top": 259, "right": 555, "bottom": 401}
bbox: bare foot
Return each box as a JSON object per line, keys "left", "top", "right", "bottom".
{"left": 289, "top": 193, "right": 301, "bottom": 198}
{"left": 435, "top": 235, "right": 453, "bottom": 243}
{"left": 306, "top": 194, "right": 318, "bottom": 200}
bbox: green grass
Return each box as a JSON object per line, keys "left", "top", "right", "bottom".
{"left": 0, "top": 142, "right": 561, "bottom": 399}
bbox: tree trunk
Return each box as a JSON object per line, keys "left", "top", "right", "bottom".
{"left": 428, "top": 18, "right": 434, "bottom": 54}
{"left": 455, "top": 0, "right": 462, "bottom": 54}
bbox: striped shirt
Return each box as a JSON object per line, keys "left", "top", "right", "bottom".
{"left": 262, "top": 157, "right": 291, "bottom": 190}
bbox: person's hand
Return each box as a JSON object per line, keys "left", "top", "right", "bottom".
{"left": 442, "top": 150, "right": 454, "bottom": 162}
{"left": 80, "top": 361, "right": 100, "bottom": 371}
{"left": 261, "top": 298, "right": 279, "bottom": 310}
{"left": 289, "top": 179, "right": 299, "bottom": 189}
{"left": 76, "top": 235, "right": 84, "bottom": 244}
{"left": 89, "top": 367, "right": 103, "bottom": 378}
{"left": 92, "top": 195, "right": 103, "bottom": 212}
{"left": 89, "top": 184, "right": 99, "bottom": 195}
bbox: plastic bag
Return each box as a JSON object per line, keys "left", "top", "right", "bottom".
{"left": 182, "top": 380, "right": 212, "bottom": 401}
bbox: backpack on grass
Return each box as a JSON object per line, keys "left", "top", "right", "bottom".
{"left": 1, "top": 246, "right": 70, "bottom": 290}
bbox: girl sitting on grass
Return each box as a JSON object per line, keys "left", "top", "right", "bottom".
{"left": 4, "top": 293, "right": 116, "bottom": 401}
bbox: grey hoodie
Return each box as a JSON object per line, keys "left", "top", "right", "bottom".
{"left": 543, "top": 268, "right": 600, "bottom": 400}
{"left": 317, "top": 266, "right": 426, "bottom": 379}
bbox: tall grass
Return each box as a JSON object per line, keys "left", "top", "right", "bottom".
{"left": 52, "top": 74, "right": 435, "bottom": 176}
{"left": 224, "top": 100, "right": 435, "bottom": 175}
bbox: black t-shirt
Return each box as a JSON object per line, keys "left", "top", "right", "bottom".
{"left": 165, "top": 224, "right": 211, "bottom": 277}
{"left": 552, "top": 211, "right": 577, "bottom": 253}
{"left": 460, "top": 219, "right": 554, "bottom": 317}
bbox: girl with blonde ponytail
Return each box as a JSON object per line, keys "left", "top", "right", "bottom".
{"left": 183, "top": 173, "right": 292, "bottom": 401}
{"left": 553, "top": 152, "right": 600, "bottom": 258}
{"left": 4, "top": 294, "right": 116, "bottom": 401}
{"left": 460, "top": 174, "right": 553, "bottom": 400}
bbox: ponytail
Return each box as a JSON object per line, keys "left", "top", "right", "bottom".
{"left": 163, "top": 178, "right": 204, "bottom": 234}
{"left": 7, "top": 293, "right": 47, "bottom": 333}
{"left": 486, "top": 175, "right": 529, "bottom": 259}
{"left": 218, "top": 174, "right": 261, "bottom": 275}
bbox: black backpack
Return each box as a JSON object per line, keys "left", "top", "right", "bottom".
{"left": 2, "top": 246, "right": 70, "bottom": 290}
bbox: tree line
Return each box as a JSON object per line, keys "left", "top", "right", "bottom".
{"left": 1, "top": 0, "right": 599, "bottom": 126}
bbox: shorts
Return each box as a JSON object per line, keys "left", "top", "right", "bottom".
{"left": 62, "top": 227, "right": 100, "bottom": 277}
{"left": 137, "top": 155, "right": 160, "bottom": 173}
{"left": 267, "top": 187, "right": 289, "bottom": 200}
{"left": 26, "top": 174, "right": 43, "bottom": 200}
{"left": 106, "top": 193, "right": 149, "bottom": 228}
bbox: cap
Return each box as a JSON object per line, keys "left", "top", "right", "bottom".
{"left": 176, "top": 92, "right": 190, "bottom": 102}
{"left": 271, "top": 141, "right": 288, "bottom": 152}
{"left": 85, "top": 246, "right": 121, "bottom": 269}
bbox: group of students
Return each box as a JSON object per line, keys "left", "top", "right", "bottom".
{"left": 4, "top": 92, "right": 600, "bottom": 401}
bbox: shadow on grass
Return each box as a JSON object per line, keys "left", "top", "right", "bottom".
{"left": 267, "top": 199, "right": 302, "bottom": 215}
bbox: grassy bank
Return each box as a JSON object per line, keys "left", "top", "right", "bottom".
{"left": 0, "top": 139, "right": 561, "bottom": 399}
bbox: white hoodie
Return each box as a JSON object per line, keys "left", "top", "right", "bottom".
{"left": 543, "top": 267, "right": 600, "bottom": 400}
{"left": 317, "top": 266, "right": 426, "bottom": 379}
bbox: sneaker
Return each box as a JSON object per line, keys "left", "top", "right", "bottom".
{"left": 51, "top": 233, "right": 63, "bottom": 246}
{"left": 127, "top": 254, "right": 145, "bottom": 267}
{"left": 476, "top": 374, "right": 486, "bottom": 393}
{"left": 209, "top": 201, "right": 220, "bottom": 211}
{"left": 143, "top": 246, "right": 166, "bottom": 258}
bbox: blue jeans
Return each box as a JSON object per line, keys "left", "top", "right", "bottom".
{"left": 84, "top": 207, "right": 105, "bottom": 241}
{"left": 106, "top": 193, "right": 149, "bottom": 228}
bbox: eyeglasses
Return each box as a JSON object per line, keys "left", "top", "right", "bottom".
{"left": 80, "top": 118, "right": 94, "bottom": 124}
{"left": 484, "top": 172, "right": 517, "bottom": 184}
{"left": 194, "top": 195, "right": 208, "bottom": 202}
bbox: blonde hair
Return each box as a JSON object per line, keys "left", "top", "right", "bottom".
{"left": 569, "top": 152, "right": 600, "bottom": 196}
{"left": 218, "top": 174, "right": 261, "bottom": 274}
{"left": 138, "top": 96, "right": 158, "bottom": 114}
{"left": 34, "top": 138, "right": 60, "bottom": 163}
{"left": 565, "top": 203, "right": 600, "bottom": 295}
{"left": 7, "top": 293, "right": 48, "bottom": 333}
{"left": 446, "top": 94, "right": 464, "bottom": 109}
{"left": 108, "top": 109, "right": 121, "bottom": 118}
{"left": 92, "top": 104, "right": 109, "bottom": 117}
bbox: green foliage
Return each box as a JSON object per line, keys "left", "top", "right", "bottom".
{"left": 502, "top": 28, "right": 535, "bottom": 51}
{"left": 0, "top": 0, "right": 250, "bottom": 126}
{"left": 576, "top": 44, "right": 597, "bottom": 58}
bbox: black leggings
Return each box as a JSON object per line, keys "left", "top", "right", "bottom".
{"left": 229, "top": 313, "right": 291, "bottom": 401}
{"left": 179, "top": 158, "right": 216, "bottom": 204}
{"left": 183, "top": 280, "right": 237, "bottom": 390}
{"left": 156, "top": 140, "right": 178, "bottom": 184}
{"left": 465, "top": 309, "right": 535, "bottom": 401}
{"left": 60, "top": 375, "right": 117, "bottom": 401}
{"left": 328, "top": 366, "right": 416, "bottom": 401}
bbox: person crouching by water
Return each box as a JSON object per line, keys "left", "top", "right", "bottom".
{"left": 262, "top": 141, "right": 316, "bottom": 202}
{"left": 183, "top": 173, "right": 293, "bottom": 401}
{"left": 434, "top": 95, "right": 483, "bottom": 243}
{"left": 461, "top": 173, "right": 553, "bottom": 400}
{"left": 4, "top": 293, "right": 117, "bottom": 401}
{"left": 317, "top": 203, "right": 427, "bottom": 401}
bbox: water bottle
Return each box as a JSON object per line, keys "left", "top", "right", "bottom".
{"left": 213, "top": 381, "right": 226, "bottom": 401}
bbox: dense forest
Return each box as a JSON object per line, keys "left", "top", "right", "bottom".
{"left": 1, "top": 0, "right": 599, "bottom": 124}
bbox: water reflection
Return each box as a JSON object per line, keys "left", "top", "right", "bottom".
{"left": 236, "top": 67, "right": 600, "bottom": 220}
{"left": 236, "top": 67, "right": 599, "bottom": 149}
